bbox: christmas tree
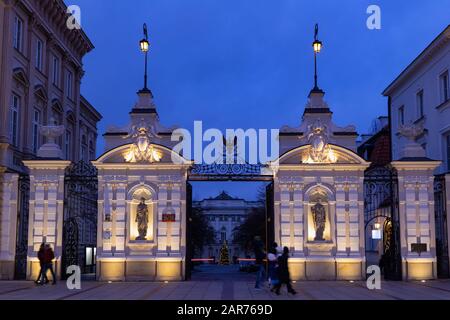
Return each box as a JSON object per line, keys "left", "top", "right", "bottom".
{"left": 219, "top": 241, "right": 230, "bottom": 265}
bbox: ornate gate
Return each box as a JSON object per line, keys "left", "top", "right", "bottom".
{"left": 434, "top": 175, "right": 449, "bottom": 278}
{"left": 364, "top": 166, "right": 402, "bottom": 280}
{"left": 14, "top": 175, "right": 30, "bottom": 280}
{"left": 62, "top": 161, "right": 98, "bottom": 279}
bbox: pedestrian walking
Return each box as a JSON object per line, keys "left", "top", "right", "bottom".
{"left": 267, "top": 242, "right": 279, "bottom": 291}
{"left": 253, "top": 236, "right": 266, "bottom": 289}
{"left": 273, "top": 247, "right": 297, "bottom": 295}
{"left": 35, "top": 243, "right": 48, "bottom": 285}
{"left": 43, "top": 244, "right": 57, "bottom": 285}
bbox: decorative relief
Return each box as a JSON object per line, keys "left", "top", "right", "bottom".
{"left": 124, "top": 119, "right": 162, "bottom": 163}
{"left": 302, "top": 119, "right": 337, "bottom": 164}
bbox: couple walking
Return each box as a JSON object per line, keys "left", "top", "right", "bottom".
{"left": 253, "top": 236, "right": 297, "bottom": 295}
{"left": 35, "top": 243, "right": 57, "bottom": 285}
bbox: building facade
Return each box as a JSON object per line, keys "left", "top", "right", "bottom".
{"left": 193, "top": 191, "right": 260, "bottom": 261}
{"left": 384, "top": 25, "right": 450, "bottom": 279}
{"left": 0, "top": 0, "right": 101, "bottom": 280}
{"left": 0, "top": 0, "right": 101, "bottom": 174}
{"left": 383, "top": 25, "right": 450, "bottom": 173}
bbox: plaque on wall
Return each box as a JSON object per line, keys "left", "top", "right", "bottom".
{"left": 411, "top": 243, "right": 427, "bottom": 255}
{"left": 162, "top": 213, "right": 176, "bottom": 222}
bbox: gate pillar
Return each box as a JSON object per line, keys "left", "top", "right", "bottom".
{"left": 392, "top": 160, "right": 440, "bottom": 280}
{"left": 23, "top": 160, "right": 70, "bottom": 281}
{"left": 0, "top": 167, "right": 19, "bottom": 279}
{"left": 446, "top": 174, "right": 450, "bottom": 272}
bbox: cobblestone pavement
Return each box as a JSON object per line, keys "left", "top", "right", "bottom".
{"left": 1, "top": 265, "right": 450, "bottom": 300}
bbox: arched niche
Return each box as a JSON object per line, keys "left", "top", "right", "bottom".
{"left": 305, "top": 185, "right": 334, "bottom": 243}
{"left": 127, "top": 184, "right": 156, "bottom": 242}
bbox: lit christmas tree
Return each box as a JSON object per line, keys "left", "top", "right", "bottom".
{"left": 219, "top": 241, "right": 230, "bottom": 265}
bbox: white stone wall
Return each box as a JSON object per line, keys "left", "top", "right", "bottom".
{"left": 393, "top": 161, "right": 440, "bottom": 280}
{"left": 23, "top": 161, "right": 69, "bottom": 279}
{"left": 0, "top": 171, "right": 19, "bottom": 279}
{"left": 276, "top": 173, "right": 364, "bottom": 259}
{"left": 97, "top": 173, "right": 185, "bottom": 258}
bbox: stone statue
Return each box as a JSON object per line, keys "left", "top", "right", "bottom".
{"left": 312, "top": 202, "right": 326, "bottom": 241}
{"left": 135, "top": 198, "right": 149, "bottom": 240}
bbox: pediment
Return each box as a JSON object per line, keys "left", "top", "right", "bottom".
{"left": 278, "top": 144, "right": 369, "bottom": 166}
{"left": 94, "top": 143, "right": 191, "bottom": 166}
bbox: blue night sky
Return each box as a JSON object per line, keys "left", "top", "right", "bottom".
{"left": 67, "top": 0, "right": 449, "bottom": 200}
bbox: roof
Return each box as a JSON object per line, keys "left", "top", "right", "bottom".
{"left": 383, "top": 25, "right": 450, "bottom": 96}
{"left": 80, "top": 96, "right": 103, "bottom": 122}
{"left": 213, "top": 191, "right": 238, "bottom": 201}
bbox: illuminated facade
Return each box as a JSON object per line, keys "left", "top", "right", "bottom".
{"left": 193, "top": 192, "right": 260, "bottom": 260}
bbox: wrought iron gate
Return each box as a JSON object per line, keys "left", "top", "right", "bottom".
{"left": 185, "top": 182, "right": 193, "bottom": 280}
{"left": 364, "top": 166, "right": 402, "bottom": 280}
{"left": 434, "top": 175, "right": 449, "bottom": 278}
{"left": 14, "top": 175, "right": 30, "bottom": 280}
{"left": 62, "top": 161, "right": 98, "bottom": 279}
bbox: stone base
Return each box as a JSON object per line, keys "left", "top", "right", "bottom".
{"left": 336, "top": 260, "right": 363, "bottom": 280}
{"left": 97, "top": 258, "right": 184, "bottom": 281}
{"left": 126, "top": 260, "right": 156, "bottom": 281}
{"left": 27, "top": 259, "right": 59, "bottom": 281}
{"left": 0, "top": 260, "right": 14, "bottom": 280}
{"left": 288, "top": 258, "right": 364, "bottom": 281}
{"left": 403, "top": 258, "right": 436, "bottom": 280}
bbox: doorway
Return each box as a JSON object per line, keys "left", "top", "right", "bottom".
{"left": 185, "top": 180, "right": 274, "bottom": 281}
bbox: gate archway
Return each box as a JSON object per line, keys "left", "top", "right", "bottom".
{"left": 363, "top": 166, "right": 402, "bottom": 280}
{"left": 62, "top": 161, "right": 98, "bottom": 279}
{"left": 185, "top": 162, "right": 274, "bottom": 280}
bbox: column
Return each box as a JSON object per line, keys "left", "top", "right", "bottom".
{"left": 0, "top": 168, "right": 19, "bottom": 279}
{"left": 23, "top": 160, "right": 70, "bottom": 280}
{"left": 392, "top": 160, "right": 440, "bottom": 280}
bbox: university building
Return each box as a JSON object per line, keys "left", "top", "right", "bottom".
{"left": 0, "top": 0, "right": 101, "bottom": 279}
{"left": 193, "top": 191, "right": 260, "bottom": 261}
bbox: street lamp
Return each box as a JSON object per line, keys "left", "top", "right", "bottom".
{"left": 311, "top": 23, "right": 323, "bottom": 92}
{"left": 139, "top": 23, "right": 150, "bottom": 92}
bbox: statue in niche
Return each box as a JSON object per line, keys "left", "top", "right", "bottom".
{"left": 312, "top": 201, "right": 326, "bottom": 241}
{"left": 135, "top": 198, "right": 149, "bottom": 240}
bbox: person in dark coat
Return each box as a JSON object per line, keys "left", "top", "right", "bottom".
{"left": 253, "top": 236, "right": 266, "bottom": 289}
{"left": 273, "top": 247, "right": 297, "bottom": 295}
{"left": 35, "top": 243, "right": 48, "bottom": 285}
{"left": 43, "top": 244, "right": 56, "bottom": 285}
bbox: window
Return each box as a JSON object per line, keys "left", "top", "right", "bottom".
{"left": 13, "top": 16, "right": 23, "bottom": 52}
{"left": 65, "top": 130, "right": 72, "bottom": 160}
{"left": 398, "top": 106, "right": 405, "bottom": 125}
{"left": 447, "top": 135, "right": 450, "bottom": 172}
{"left": 35, "top": 38, "right": 43, "bottom": 71}
{"left": 81, "top": 135, "right": 87, "bottom": 161}
{"left": 52, "top": 56, "right": 60, "bottom": 86}
{"left": 66, "top": 71, "right": 73, "bottom": 99}
{"left": 221, "top": 229, "right": 227, "bottom": 243}
{"left": 32, "top": 109, "right": 41, "bottom": 154}
{"left": 10, "top": 95, "right": 20, "bottom": 146}
{"left": 440, "top": 71, "right": 449, "bottom": 104}
{"left": 89, "top": 140, "right": 95, "bottom": 160}
{"left": 416, "top": 90, "right": 424, "bottom": 119}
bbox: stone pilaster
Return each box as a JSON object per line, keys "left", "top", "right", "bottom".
{"left": 23, "top": 160, "right": 70, "bottom": 281}
{"left": 0, "top": 168, "right": 19, "bottom": 279}
{"left": 392, "top": 160, "right": 440, "bottom": 280}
